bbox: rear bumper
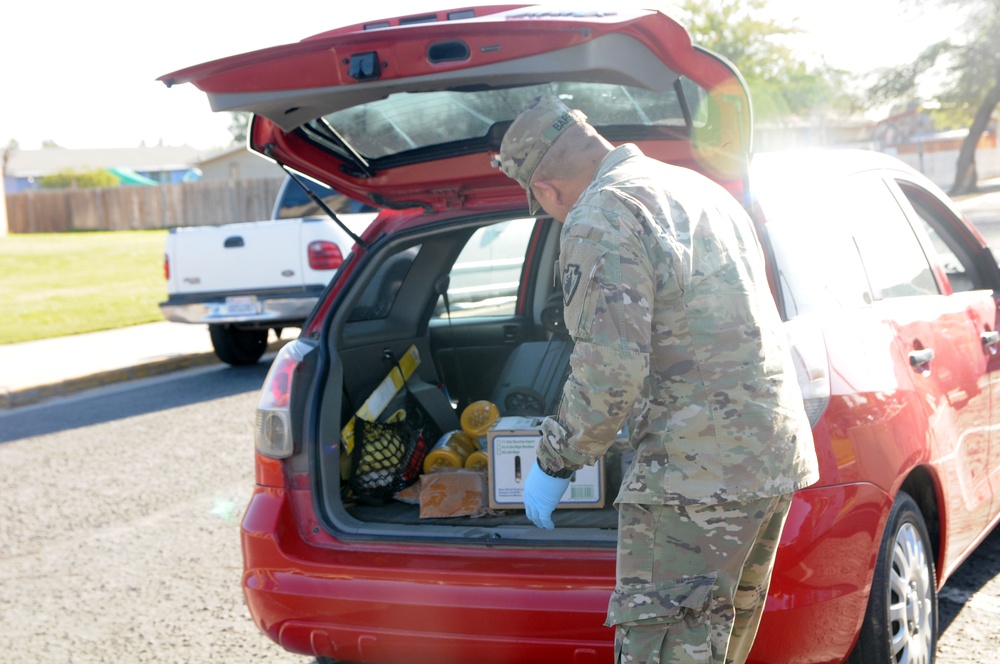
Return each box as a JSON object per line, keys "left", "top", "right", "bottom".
{"left": 241, "top": 482, "right": 889, "bottom": 664}
{"left": 159, "top": 289, "right": 322, "bottom": 325}
{"left": 241, "top": 488, "right": 615, "bottom": 664}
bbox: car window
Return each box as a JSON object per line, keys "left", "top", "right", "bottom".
{"left": 756, "top": 170, "right": 945, "bottom": 319}
{"left": 754, "top": 181, "right": 873, "bottom": 318}
{"left": 435, "top": 218, "right": 536, "bottom": 319}
{"left": 347, "top": 246, "right": 420, "bottom": 322}
{"left": 897, "top": 185, "right": 985, "bottom": 293}
{"left": 846, "top": 175, "right": 938, "bottom": 300}
{"left": 912, "top": 213, "right": 975, "bottom": 292}
{"left": 311, "top": 80, "right": 707, "bottom": 162}
{"left": 274, "top": 176, "right": 378, "bottom": 219}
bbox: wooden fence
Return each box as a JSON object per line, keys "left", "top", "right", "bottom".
{"left": 3, "top": 178, "right": 284, "bottom": 233}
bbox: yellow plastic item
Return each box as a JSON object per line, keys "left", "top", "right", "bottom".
{"left": 460, "top": 400, "right": 499, "bottom": 439}
{"left": 423, "top": 447, "right": 465, "bottom": 473}
{"left": 423, "top": 431, "right": 477, "bottom": 473}
{"left": 464, "top": 450, "right": 489, "bottom": 472}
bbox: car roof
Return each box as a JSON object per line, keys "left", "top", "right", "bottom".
{"left": 160, "top": 5, "right": 752, "bottom": 212}
{"left": 750, "top": 149, "right": 955, "bottom": 200}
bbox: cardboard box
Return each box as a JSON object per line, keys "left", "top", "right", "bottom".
{"left": 487, "top": 416, "right": 605, "bottom": 509}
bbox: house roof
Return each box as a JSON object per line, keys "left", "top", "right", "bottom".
{"left": 4, "top": 145, "right": 221, "bottom": 177}
{"left": 194, "top": 144, "right": 253, "bottom": 167}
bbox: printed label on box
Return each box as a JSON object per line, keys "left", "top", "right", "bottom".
{"left": 491, "top": 434, "right": 539, "bottom": 502}
{"left": 487, "top": 425, "right": 604, "bottom": 509}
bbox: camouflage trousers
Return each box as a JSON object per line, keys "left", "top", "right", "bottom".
{"left": 605, "top": 494, "right": 793, "bottom": 664}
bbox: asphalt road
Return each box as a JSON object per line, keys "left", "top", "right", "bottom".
{"left": 1, "top": 363, "right": 999, "bottom": 662}
{"left": 0, "top": 364, "right": 314, "bottom": 663}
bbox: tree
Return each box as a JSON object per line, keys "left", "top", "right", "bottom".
{"left": 2, "top": 139, "right": 17, "bottom": 175}
{"left": 678, "top": 0, "right": 858, "bottom": 134}
{"left": 40, "top": 168, "right": 119, "bottom": 189}
{"left": 866, "top": 0, "right": 999, "bottom": 194}
{"left": 229, "top": 112, "right": 251, "bottom": 145}
{"left": 0, "top": 140, "right": 13, "bottom": 236}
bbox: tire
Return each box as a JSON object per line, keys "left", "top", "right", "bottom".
{"left": 208, "top": 324, "right": 268, "bottom": 365}
{"left": 848, "top": 491, "right": 937, "bottom": 664}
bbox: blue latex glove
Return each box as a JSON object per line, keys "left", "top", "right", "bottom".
{"left": 523, "top": 461, "right": 572, "bottom": 530}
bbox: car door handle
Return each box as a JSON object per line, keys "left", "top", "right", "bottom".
{"left": 909, "top": 348, "right": 935, "bottom": 368}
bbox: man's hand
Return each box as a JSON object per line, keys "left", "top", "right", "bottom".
{"left": 523, "top": 461, "right": 572, "bottom": 530}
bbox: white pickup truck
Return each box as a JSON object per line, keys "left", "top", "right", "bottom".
{"left": 160, "top": 175, "right": 377, "bottom": 365}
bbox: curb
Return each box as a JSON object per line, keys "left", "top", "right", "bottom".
{"left": 0, "top": 351, "right": 220, "bottom": 410}
{"left": 0, "top": 337, "right": 291, "bottom": 410}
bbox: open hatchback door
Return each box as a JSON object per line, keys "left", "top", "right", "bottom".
{"left": 160, "top": 6, "right": 759, "bottom": 664}
{"left": 161, "top": 5, "right": 752, "bottom": 213}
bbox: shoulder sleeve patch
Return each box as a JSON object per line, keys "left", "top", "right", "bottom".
{"left": 563, "top": 263, "right": 582, "bottom": 307}
{"left": 560, "top": 239, "right": 606, "bottom": 342}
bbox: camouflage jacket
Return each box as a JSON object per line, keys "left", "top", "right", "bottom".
{"left": 536, "top": 144, "right": 820, "bottom": 505}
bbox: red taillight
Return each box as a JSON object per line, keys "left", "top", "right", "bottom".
{"left": 163, "top": 254, "right": 170, "bottom": 280}
{"left": 308, "top": 240, "right": 343, "bottom": 270}
{"left": 255, "top": 340, "right": 308, "bottom": 459}
{"left": 784, "top": 316, "right": 831, "bottom": 427}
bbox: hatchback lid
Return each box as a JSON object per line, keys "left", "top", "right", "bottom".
{"left": 161, "top": 5, "right": 752, "bottom": 211}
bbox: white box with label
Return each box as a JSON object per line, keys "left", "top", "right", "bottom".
{"left": 487, "top": 416, "right": 605, "bottom": 510}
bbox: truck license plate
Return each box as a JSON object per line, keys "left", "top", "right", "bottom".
{"left": 223, "top": 295, "right": 259, "bottom": 316}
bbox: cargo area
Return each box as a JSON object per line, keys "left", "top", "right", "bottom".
{"left": 311, "top": 214, "right": 624, "bottom": 540}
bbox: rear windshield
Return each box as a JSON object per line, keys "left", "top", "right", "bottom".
{"left": 274, "top": 175, "right": 378, "bottom": 218}
{"left": 307, "top": 80, "right": 708, "bottom": 161}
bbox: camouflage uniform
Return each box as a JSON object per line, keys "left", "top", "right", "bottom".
{"left": 531, "top": 144, "right": 820, "bottom": 663}
{"left": 609, "top": 495, "right": 792, "bottom": 663}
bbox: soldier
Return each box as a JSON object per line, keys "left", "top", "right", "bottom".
{"left": 495, "top": 95, "right": 820, "bottom": 664}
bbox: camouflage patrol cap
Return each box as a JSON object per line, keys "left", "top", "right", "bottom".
{"left": 497, "top": 95, "right": 587, "bottom": 214}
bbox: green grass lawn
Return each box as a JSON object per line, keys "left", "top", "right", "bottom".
{"left": 0, "top": 230, "right": 168, "bottom": 344}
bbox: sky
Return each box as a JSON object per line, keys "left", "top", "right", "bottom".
{"left": 1, "top": 0, "right": 959, "bottom": 152}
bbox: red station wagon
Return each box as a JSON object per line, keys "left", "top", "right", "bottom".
{"left": 162, "top": 6, "right": 1000, "bottom": 663}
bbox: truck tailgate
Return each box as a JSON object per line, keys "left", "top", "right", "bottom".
{"left": 167, "top": 218, "right": 328, "bottom": 294}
